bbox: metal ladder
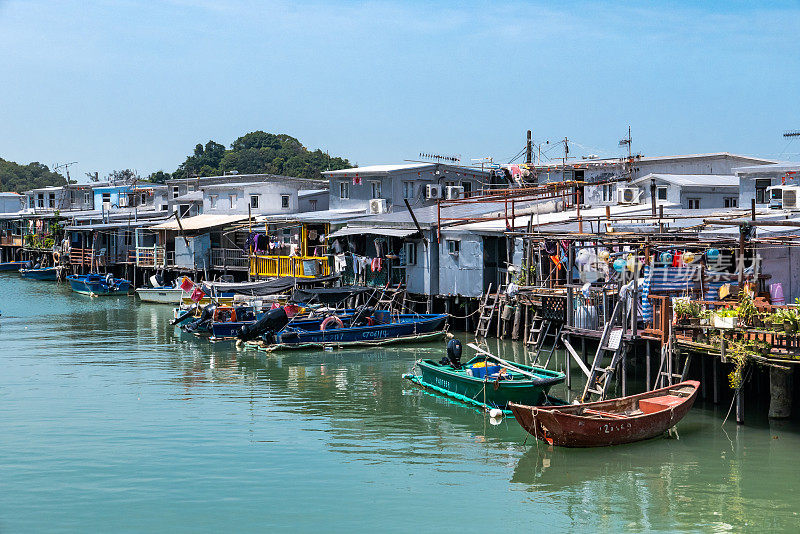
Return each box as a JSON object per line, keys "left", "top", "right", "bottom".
{"left": 580, "top": 298, "right": 628, "bottom": 403}
{"left": 475, "top": 284, "right": 501, "bottom": 338}
{"left": 531, "top": 320, "right": 564, "bottom": 368}
{"left": 653, "top": 321, "right": 691, "bottom": 389}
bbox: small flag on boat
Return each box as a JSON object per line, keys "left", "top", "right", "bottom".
{"left": 190, "top": 287, "right": 205, "bottom": 302}
{"left": 180, "top": 277, "right": 194, "bottom": 292}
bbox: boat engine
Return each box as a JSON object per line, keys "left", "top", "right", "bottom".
{"left": 184, "top": 303, "right": 216, "bottom": 333}
{"left": 444, "top": 338, "right": 463, "bottom": 369}
{"left": 237, "top": 307, "right": 289, "bottom": 343}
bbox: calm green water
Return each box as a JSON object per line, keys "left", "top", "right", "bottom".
{"left": 1, "top": 274, "right": 799, "bottom": 532}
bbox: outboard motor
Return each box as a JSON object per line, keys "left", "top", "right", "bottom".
{"left": 237, "top": 307, "right": 289, "bottom": 343}
{"left": 445, "top": 338, "right": 463, "bottom": 369}
{"left": 184, "top": 303, "right": 216, "bottom": 333}
{"left": 171, "top": 303, "right": 198, "bottom": 325}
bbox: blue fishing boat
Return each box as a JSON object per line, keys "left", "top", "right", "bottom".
{"left": 66, "top": 273, "right": 132, "bottom": 296}
{"left": 243, "top": 307, "right": 448, "bottom": 351}
{"left": 20, "top": 266, "right": 60, "bottom": 281}
{"left": 0, "top": 261, "right": 26, "bottom": 272}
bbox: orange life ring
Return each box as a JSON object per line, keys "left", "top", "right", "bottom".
{"left": 320, "top": 315, "right": 344, "bottom": 331}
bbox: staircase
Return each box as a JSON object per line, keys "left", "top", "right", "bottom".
{"left": 377, "top": 284, "right": 406, "bottom": 316}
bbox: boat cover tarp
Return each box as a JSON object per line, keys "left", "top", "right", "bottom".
{"left": 290, "top": 285, "right": 372, "bottom": 304}
{"left": 202, "top": 274, "right": 340, "bottom": 296}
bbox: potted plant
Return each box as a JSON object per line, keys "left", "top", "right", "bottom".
{"left": 783, "top": 309, "right": 798, "bottom": 336}
{"left": 713, "top": 307, "right": 739, "bottom": 329}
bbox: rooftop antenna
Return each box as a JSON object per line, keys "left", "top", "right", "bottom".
{"left": 54, "top": 161, "right": 78, "bottom": 185}
{"left": 619, "top": 126, "right": 633, "bottom": 180}
{"left": 418, "top": 152, "right": 461, "bottom": 164}
{"left": 784, "top": 130, "right": 800, "bottom": 138}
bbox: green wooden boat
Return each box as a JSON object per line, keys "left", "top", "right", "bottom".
{"left": 408, "top": 354, "right": 566, "bottom": 410}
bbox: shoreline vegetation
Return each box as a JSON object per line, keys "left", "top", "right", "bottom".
{"left": 0, "top": 130, "right": 353, "bottom": 192}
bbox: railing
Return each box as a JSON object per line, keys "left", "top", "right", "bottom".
{"left": 69, "top": 247, "right": 106, "bottom": 267}
{"left": 250, "top": 255, "right": 330, "bottom": 279}
{"left": 211, "top": 248, "right": 250, "bottom": 271}
{"left": 0, "top": 235, "right": 22, "bottom": 247}
{"left": 136, "top": 246, "right": 169, "bottom": 268}
{"left": 568, "top": 286, "right": 620, "bottom": 331}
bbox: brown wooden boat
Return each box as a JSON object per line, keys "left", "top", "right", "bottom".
{"left": 509, "top": 380, "right": 700, "bottom": 447}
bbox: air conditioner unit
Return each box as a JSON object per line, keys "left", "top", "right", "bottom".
{"left": 782, "top": 186, "right": 799, "bottom": 210}
{"left": 426, "top": 184, "right": 442, "bottom": 200}
{"left": 445, "top": 185, "right": 464, "bottom": 200}
{"left": 618, "top": 187, "right": 642, "bottom": 205}
{"left": 369, "top": 198, "right": 388, "bottom": 214}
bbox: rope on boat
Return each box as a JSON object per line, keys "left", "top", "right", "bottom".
{"left": 250, "top": 330, "right": 447, "bottom": 353}
{"left": 402, "top": 373, "right": 513, "bottom": 415}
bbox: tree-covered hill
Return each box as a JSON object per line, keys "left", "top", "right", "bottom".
{"left": 0, "top": 158, "right": 67, "bottom": 192}
{"left": 164, "top": 131, "right": 352, "bottom": 181}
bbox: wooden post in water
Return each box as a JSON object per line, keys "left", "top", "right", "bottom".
{"left": 736, "top": 386, "right": 744, "bottom": 425}
{"left": 645, "top": 339, "right": 651, "bottom": 392}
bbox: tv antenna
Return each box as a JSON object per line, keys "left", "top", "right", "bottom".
{"left": 54, "top": 161, "right": 78, "bottom": 184}
{"left": 784, "top": 130, "right": 800, "bottom": 138}
{"left": 419, "top": 152, "right": 461, "bottom": 164}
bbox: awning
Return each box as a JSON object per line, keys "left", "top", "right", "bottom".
{"left": 328, "top": 226, "right": 419, "bottom": 238}
{"left": 150, "top": 214, "right": 249, "bottom": 231}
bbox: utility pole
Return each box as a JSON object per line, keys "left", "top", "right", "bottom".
{"left": 563, "top": 137, "right": 569, "bottom": 181}
{"left": 526, "top": 130, "right": 532, "bottom": 164}
{"left": 619, "top": 126, "right": 633, "bottom": 181}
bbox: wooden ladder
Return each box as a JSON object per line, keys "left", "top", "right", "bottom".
{"left": 580, "top": 298, "right": 628, "bottom": 403}
{"left": 377, "top": 284, "right": 405, "bottom": 316}
{"left": 475, "top": 284, "right": 501, "bottom": 338}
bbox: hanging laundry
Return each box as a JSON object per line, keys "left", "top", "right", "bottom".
{"left": 334, "top": 254, "right": 346, "bottom": 273}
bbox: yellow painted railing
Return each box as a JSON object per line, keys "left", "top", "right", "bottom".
{"left": 250, "top": 255, "right": 330, "bottom": 278}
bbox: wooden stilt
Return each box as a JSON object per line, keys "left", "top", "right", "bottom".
{"left": 713, "top": 356, "right": 719, "bottom": 404}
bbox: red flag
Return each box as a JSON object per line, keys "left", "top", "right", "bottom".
{"left": 190, "top": 287, "right": 205, "bottom": 302}
{"left": 180, "top": 277, "right": 194, "bottom": 292}
{"left": 353, "top": 173, "right": 361, "bottom": 185}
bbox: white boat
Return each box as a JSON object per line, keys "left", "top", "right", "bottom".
{"left": 135, "top": 286, "right": 186, "bottom": 304}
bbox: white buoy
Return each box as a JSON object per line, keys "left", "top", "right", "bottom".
{"left": 489, "top": 408, "right": 503, "bottom": 418}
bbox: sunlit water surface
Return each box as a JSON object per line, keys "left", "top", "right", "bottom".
{"left": 1, "top": 274, "right": 799, "bottom": 532}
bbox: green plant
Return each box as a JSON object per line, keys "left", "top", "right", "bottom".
{"left": 674, "top": 299, "right": 703, "bottom": 321}
{"left": 737, "top": 292, "right": 758, "bottom": 326}
{"left": 726, "top": 338, "right": 767, "bottom": 389}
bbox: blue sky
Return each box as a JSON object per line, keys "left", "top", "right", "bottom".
{"left": 1, "top": 0, "right": 799, "bottom": 181}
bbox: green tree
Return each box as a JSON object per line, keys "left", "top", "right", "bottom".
{"left": 173, "top": 131, "right": 352, "bottom": 181}
{"left": 0, "top": 158, "right": 66, "bottom": 192}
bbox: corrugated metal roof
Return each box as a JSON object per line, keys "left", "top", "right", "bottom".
{"left": 150, "top": 214, "right": 249, "bottom": 231}
{"left": 324, "top": 163, "right": 435, "bottom": 176}
{"left": 632, "top": 173, "right": 739, "bottom": 187}
{"left": 328, "top": 227, "right": 418, "bottom": 238}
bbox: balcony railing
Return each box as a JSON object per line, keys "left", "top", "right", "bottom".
{"left": 250, "top": 255, "right": 330, "bottom": 279}
{"left": 135, "top": 246, "right": 173, "bottom": 268}
{"left": 0, "top": 235, "right": 23, "bottom": 247}
{"left": 211, "top": 248, "right": 250, "bottom": 271}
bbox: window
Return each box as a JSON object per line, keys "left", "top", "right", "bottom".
{"left": 250, "top": 195, "right": 259, "bottom": 209}
{"left": 141, "top": 193, "right": 147, "bottom": 205}
{"left": 403, "top": 181, "right": 414, "bottom": 199}
{"left": 370, "top": 181, "right": 381, "bottom": 199}
{"left": 309, "top": 199, "right": 318, "bottom": 210}
{"left": 755, "top": 179, "right": 771, "bottom": 204}
{"left": 69, "top": 191, "right": 75, "bottom": 204}
{"left": 339, "top": 181, "right": 350, "bottom": 199}
{"left": 229, "top": 194, "right": 237, "bottom": 209}
{"left": 462, "top": 181, "right": 472, "bottom": 196}
{"left": 404, "top": 242, "right": 417, "bottom": 266}
{"left": 282, "top": 228, "right": 291, "bottom": 244}
{"left": 602, "top": 184, "right": 614, "bottom": 202}
{"left": 724, "top": 197, "right": 738, "bottom": 208}
{"left": 84, "top": 192, "right": 90, "bottom": 204}
{"left": 209, "top": 195, "right": 218, "bottom": 208}
{"left": 687, "top": 198, "right": 701, "bottom": 209}
{"left": 29, "top": 196, "right": 35, "bottom": 208}
{"left": 48, "top": 193, "right": 56, "bottom": 208}
{"left": 37, "top": 193, "right": 44, "bottom": 208}
{"left": 446, "top": 239, "right": 460, "bottom": 255}
{"left": 172, "top": 186, "right": 180, "bottom": 198}
{"left": 657, "top": 186, "right": 668, "bottom": 200}
{"left": 281, "top": 195, "right": 290, "bottom": 209}
{"left": 102, "top": 193, "right": 111, "bottom": 204}
{"left": 161, "top": 204, "right": 169, "bottom": 211}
